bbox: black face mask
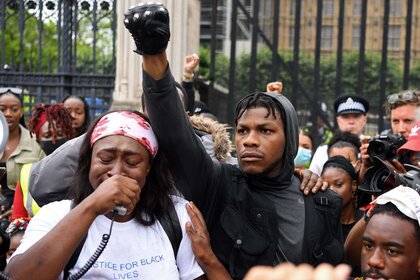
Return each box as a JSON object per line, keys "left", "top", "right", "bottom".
{"left": 39, "top": 138, "right": 67, "bottom": 155}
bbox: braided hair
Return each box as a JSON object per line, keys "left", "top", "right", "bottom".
{"left": 27, "top": 103, "right": 75, "bottom": 143}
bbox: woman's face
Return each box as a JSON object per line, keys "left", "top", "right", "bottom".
{"left": 322, "top": 167, "right": 356, "bottom": 208}
{"left": 63, "top": 98, "right": 86, "bottom": 130}
{"left": 0, "top": 93, "right": 23, "bottom": 131}
{"left": 38, "top": 121, "right": 65, "bottom": 141}
{"left": 89, "top": 135, "right": 151, "bottom": 190}
{"left": 329, "top": 146, "right": 360, "bottom": 172}
{"left": 299, "top": 133, "right": 313, "bottom": 150}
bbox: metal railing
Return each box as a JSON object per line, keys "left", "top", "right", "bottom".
{"left": 0, "top": 0, "right": 116, "bottom": 121}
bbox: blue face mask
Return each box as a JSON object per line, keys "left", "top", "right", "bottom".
{"left": 294, "top": 147, "right": 312, "bottom": 167}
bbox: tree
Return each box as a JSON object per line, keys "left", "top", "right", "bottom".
{"left": 1, "top": 5, "right": 114, "bottom": 74}
{"left": 198, "top": 46, "right": 403, "bottom": 126}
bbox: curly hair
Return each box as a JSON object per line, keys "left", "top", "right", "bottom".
{"left": 66, "top": 110, "right": 179, "bottom": 226}
{"left": 27, "top": 103, "right": 75, "bottom": 143}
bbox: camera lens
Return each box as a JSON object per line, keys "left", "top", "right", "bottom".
{"left": 371, "top": 143, "right": 385, "bottom": 156}
{"left": 368, "top": 140, "right": 390, "bottom": 160}
{"left": 374, "top": 169, "right": 395, "bottom": 190}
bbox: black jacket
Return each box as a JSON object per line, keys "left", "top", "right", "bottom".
{"left": 144, "top": 68, "right": 344, "bottom": 279}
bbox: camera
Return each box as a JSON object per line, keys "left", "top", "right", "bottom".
{"left": 367, "top": 132, "right": 406, "bottom": 161}
{"left": 358, "top": 156, "right": 420, "bottom": 195}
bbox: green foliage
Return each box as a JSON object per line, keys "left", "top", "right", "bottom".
{"left": 75, "top": 17, "right": 114, "bottom": 73}
{"left": 2, "top": 15, "right": 58, "bottom": 72}
{"left": 409, "top": 62, "right": 420, "bottom": 89}
{"left": 198, "top": 46, "right": 403, "bottom": 117}
{"left": 2, "top": 9, "right": 114, "bottom": 74}
{"left": 198, "top": 46, "right": 230, "bottom": 88}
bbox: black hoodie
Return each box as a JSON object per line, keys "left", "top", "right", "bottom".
{"left": 236, "top": 92, "right": 305, "bottom": 264}
{"left": 144, "top": 68, "right": 342, "bottom": 279}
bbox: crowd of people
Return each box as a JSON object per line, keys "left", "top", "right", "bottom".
{"left": 0, "top": 3, "right": 419, "bottom": 280}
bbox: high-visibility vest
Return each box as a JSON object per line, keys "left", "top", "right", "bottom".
{"left": 20, "top": 163, "right": 41, "bottom": 217}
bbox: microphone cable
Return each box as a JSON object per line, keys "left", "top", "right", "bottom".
{"left": 66, "top": 211, "right": 116, "bottom": 280}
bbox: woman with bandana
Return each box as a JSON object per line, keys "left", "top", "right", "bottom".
{"left": 5, "top": 110, "right": 205, "bottom": 280}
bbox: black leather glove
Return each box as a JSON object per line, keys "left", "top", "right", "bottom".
{"left": 124, "top": 3, "right": 170, "bottom": 55}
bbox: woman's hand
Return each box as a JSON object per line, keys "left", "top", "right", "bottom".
{"left": 185, "top": 201, "right": 214, "bottom": 265}
{"left": 186, "top": 201, "right": 231, "bottom": 280}
{"left": 87, "top": 174, "right": 141, "bottom": 216}
{"left": 296, "top": 169, "right": 329, "bottom": 195}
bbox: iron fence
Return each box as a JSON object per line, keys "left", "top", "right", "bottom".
{"left": 204, "top": 0, "right": 417, "bottom": 147}
{"left": 0, "top": 0, "right": 116, "bottom": 121}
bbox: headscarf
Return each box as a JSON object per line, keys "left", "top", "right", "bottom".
{"left": 90, "top": 111, "right": 159, "bottom": 158}
{"left": 323, "top": 155, "right": 358, "bottom": 180}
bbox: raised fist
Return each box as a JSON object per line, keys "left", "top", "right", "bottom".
{"left": 124, "top": 3, "right": 170, "bottom": 55}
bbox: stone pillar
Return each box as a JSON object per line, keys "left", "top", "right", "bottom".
{"left": 112, "top": 0, "right": 201, "bottom": 111}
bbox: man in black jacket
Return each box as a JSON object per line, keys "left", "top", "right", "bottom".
{"left": 124, "top": 3, "right": 344, "bottom": 279}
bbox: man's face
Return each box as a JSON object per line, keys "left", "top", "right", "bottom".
{"left": 390, "top": 104, "right": 417, "bottom": 139}
{"left": 336, "top": 113, "right": 367, "bottom": 135}
{"left": 361, "top": 213, "right": 420, "bottom": 280}
{"left": 235, "top": 107, "right": 285, "bottom": 178}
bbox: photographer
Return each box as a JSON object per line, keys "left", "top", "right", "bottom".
{"left": 345, "top": 123, "right": 420, "bottom": 267}
{"left": 359, "top": 90, "right": 420, "bottom": 181}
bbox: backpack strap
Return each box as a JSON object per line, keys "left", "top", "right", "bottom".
{"left": 158, "top": 200, "right": 183, "bottom": 257}
{"left": 63, "top": 234, "right": 88, "bottom": 279}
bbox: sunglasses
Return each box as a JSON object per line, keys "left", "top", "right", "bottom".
{"left": 0, "top": 87, "right": 23, "bottom": 95}
{"left": 387, "top": 91, "right": 419, "bottom": 104}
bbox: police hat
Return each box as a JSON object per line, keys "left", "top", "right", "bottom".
{"left": 334, "top": 94, "right": 369, "bottom": 116}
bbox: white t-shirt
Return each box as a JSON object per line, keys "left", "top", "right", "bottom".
{"left": 13, "top": 197, "right": 204, "bottom": 280}
{"left": 309, "top": 144, "right": 328, "bottom": 176}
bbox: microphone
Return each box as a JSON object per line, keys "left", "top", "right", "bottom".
{"left": 113, "top": 205, "right": 127, "bottom": 216}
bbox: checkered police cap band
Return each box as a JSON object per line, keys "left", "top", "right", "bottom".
{"left": 336, "top": 97, "right": 366, "bottom": 115}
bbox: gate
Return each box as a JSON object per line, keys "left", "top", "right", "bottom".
{"left": 0, "top": 0, "right": 116, "bottom": 120}
{"left": 205, "top": 0, "right": 416, "bottom": 147}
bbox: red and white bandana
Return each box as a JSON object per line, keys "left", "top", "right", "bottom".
{"left": 90, "top": 111, "right": 158, "bottom": 158}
